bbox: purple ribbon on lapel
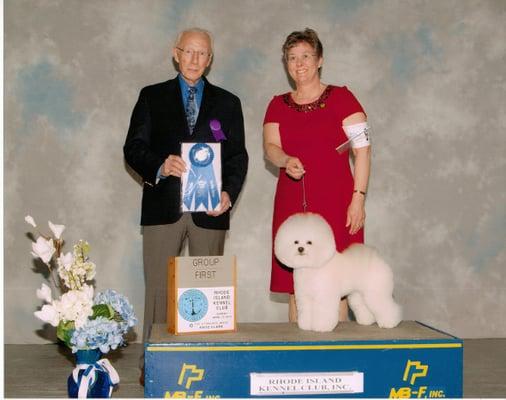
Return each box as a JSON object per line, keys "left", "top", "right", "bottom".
{"left": 209, "top": 119, "right": 227, "bottom": 141}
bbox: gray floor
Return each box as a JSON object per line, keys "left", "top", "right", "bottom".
{"left": 4, "top": 339, "right": 506, "bottom": 398}
{"left": 4, "top": 343, "right": 145, "bottom": 398}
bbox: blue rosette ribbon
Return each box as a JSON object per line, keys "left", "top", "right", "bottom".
{"left": 183, "top": 143, "right": 220, "bottom": 211}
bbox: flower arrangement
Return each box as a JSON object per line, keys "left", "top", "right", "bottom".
{"left": 27, "top": 215, "right": 137, "bottom": 353}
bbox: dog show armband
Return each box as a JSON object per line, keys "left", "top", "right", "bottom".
{"left": 342, "top": 122, "right": 371, "bottom": 149}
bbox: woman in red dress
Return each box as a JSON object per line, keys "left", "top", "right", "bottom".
{"left": 263, "top": 28, "right": 371, "bottom": 322}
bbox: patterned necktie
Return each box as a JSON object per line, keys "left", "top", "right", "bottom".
{"left": 186, "top": 86, "right": 197, "bottom": 134}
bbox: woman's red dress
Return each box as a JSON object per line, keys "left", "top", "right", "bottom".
{"left": 264, "top": 85, "right": 366, "bottom": 293}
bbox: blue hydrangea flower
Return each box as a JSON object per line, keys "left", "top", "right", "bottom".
{"left": 70, "top": 317, "right": 124, "bottom": 353}
{"left": 94, "top": 289, "right": 137, "bottom": 333}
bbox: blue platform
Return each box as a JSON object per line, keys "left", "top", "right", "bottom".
{"left": 145, "top": 321, "right": 462, "bottom": 398}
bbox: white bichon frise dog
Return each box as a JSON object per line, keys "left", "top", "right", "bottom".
{"left": 274, "top": 212, "right": 402, "bottom": 332}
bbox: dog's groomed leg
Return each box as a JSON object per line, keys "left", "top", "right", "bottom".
{"left": 348, "top": 292, "right": 376, "bottom": 325}
{"left": 363, "top": 293, "right": 402, "bottom": 328}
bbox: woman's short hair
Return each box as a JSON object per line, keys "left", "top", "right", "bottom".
{"left": 282, "top": 28, "right": 323, "bottom": 61}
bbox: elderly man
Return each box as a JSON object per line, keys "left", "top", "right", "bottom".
{"left": 124, "top": 28, "right": 248, "bottom": 350}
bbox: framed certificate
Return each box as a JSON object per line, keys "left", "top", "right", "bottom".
{"left": 167, "top": 255, "right": 237, "bottom": 334}
{"left": 180, "top": 142, "right": 221, "bottom": 212}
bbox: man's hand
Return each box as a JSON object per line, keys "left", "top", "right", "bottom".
{"left": 207, "top": 191, "right": 232, "bottom": 217}
{"left": 162, "top": 155, "right": 186, "bottom": 177}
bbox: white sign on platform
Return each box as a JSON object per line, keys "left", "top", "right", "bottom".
{"left": 250, "top": 371, "right": 364, "bottom": 396}
{"left": 177, "top": 286, "right": 234, "bottom": 333}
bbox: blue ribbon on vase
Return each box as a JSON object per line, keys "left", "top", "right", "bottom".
{"left": 71, "top": 358, "right": 119, "bottom": 398}
{"left": 183, "top": 143, "right": 220, "bottom": 211}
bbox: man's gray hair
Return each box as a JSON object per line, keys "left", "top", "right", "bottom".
{"left": 174, "top": 28, "right": 214, "bottom": 55}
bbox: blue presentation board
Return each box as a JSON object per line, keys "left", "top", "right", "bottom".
{"left": 145, "top": 321, "right": 462, "bottom": 398}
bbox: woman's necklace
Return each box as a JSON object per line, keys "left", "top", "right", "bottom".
{"left": 293, "top": 84, "right": 326, "bottom": 104}
{"left": 284, "top": 85, "right": 332, "bottom": 113}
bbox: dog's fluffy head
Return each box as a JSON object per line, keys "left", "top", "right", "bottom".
{"left": 274, "top": 213, "right": 336, "bottom": 269}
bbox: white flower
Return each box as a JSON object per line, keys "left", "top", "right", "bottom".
{"left": 25, "top": 215, "right": 37, "bottom": 227}
{"left": 36, "top": 283, "right": 52, "bottom": 303}
{"left": 57, "top": 252, "right": 74, "bottom": 271}
{"left": 81, "top": 284, "right": 94, "bottom": 299}
{"left": 48, "top": 221, "right": 65, "bottom": 239}
{"left": 54, "top": 288, "right": 94, "bottom": 329}
{"left": 34, "top": 304, "right": 60, "bottom": 327}
{"left": 31, "top": 237, "right": 56, "bottom": 264}
{"left": 85, "top": 262, "right": 96, "bottom": 280}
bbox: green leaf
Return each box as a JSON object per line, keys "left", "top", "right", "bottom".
{"left": 57, "top": 320, "right": 75, "bottom": 347}
{"left": 91, "top": 304, "right": 114, "bottom": 319}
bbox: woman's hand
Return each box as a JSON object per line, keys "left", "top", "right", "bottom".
{"left": 285, "top": 156, "right": 305, "bottom": 180}
{"left": 264, "top": 123, "right": 305, "bottom": 180}
{"left": 346, "top": 193, "right": 366, "bottom": 235}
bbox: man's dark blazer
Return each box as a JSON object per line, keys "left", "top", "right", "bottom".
{"left": 124, "top": 76, "right": 248, "bottom": 230}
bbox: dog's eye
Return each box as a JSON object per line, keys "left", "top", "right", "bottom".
{"left": 307, "top": 241, "right": 312, "bottom": 245}
{"left": 294, "top": 240, "right": 299, "bottom": 244}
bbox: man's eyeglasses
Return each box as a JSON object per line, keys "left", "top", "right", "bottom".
{"left": 286, "top": 53, "right": 317, "bottom": 64}
{"left": 176, "top": 47, "right": 212, "bottom": 59}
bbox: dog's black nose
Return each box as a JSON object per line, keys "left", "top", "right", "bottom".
{"left": 298, "top": 247, "right": 304, "bottom": 253}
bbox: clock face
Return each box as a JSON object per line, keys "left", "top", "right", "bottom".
{"left": 178, "top": 289, "right": 208, "bottom": 322}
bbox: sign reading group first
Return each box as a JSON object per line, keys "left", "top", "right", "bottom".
{"left": 167, "top": 256, "right": 236, "bottom": 334}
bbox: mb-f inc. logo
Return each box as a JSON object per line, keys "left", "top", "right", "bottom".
{"left": 389, "top": 360, "right": 445, "bottom": 398}
{"left": 403, "top": 360, "right": 428, "bottom": 385}
{"left": 178, "top": 363, "right": 205, "bottom": 389}
{"left": 164, "top": 363, "right": 206, "bottom": 398}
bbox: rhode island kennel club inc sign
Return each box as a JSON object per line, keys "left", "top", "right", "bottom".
{"left": 167, "top": 256, "right": 236, "bottom": 334}
{"left": 250, "top": 371, "right": 364, "bottom": 396}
